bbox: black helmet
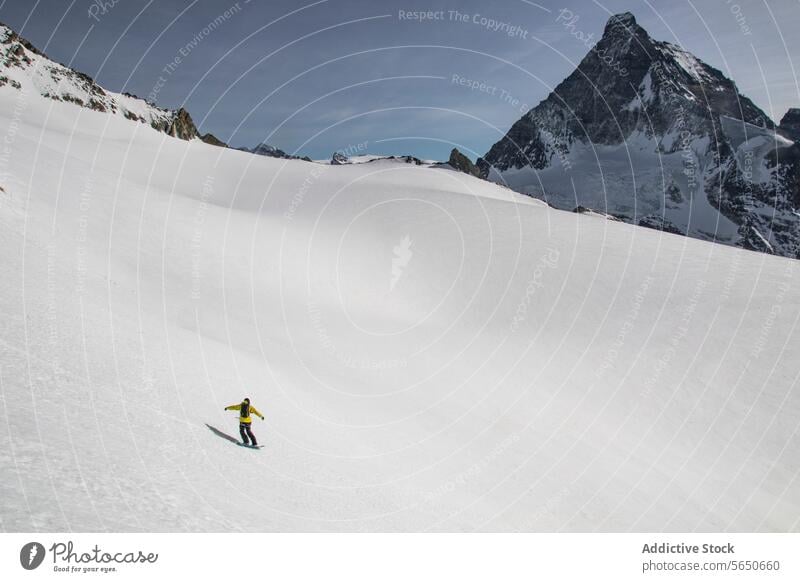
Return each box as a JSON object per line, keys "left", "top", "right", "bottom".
{"left": 243, "top": 397, "right": 250, "bottom": 403}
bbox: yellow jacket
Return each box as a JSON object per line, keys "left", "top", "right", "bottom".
{"left": 225, "top": 401, "right": 264, "bottom": 424}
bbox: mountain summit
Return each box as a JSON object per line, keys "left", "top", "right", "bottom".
{"left": 603, "top": 11, "right": 637, "bottom": 30}
{"left": 478, "top": 12, "right": 798, "bottom": 257}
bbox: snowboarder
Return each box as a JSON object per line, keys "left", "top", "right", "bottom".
{"left": 224, "top": 398, "right": 264, "bottom": 446}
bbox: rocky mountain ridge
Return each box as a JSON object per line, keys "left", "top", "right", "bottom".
{"left": 0, "top": 21, "right": 226, "bottom": 147}
{"left": 239, "top": 143, "right": 311, "bottom": 161}
{"left": 478, "top": 12, "right": 800, "bottom": 258}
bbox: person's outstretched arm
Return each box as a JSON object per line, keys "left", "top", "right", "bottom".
{"left": 224, "top": 404, "right": 240, "bottom": 411}
{"left": 251, "top": 406, "right": 265, "bottom": 420}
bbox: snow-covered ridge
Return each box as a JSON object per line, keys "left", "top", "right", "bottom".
{"left": 0, "top": 22, "right": 461, "bottom": 169}
{"left": 0, "top": 21, "right": 215, "bottom": 143}
{"left": 239, "top": 142, "right": 312, "bottom": 161}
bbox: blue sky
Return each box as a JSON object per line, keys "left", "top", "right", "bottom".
{"left": 2, "top": 0, "right": 799, "bottom": 160}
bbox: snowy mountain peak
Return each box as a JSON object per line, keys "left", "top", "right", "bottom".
{"left": 478, "top": 12, "right": 800, "bottom": 258}
{"left": 779, "top": 108, "right": 800, "bottom": 141}
{"left": 602, "top": 12, "right": 641, "bottom": 36}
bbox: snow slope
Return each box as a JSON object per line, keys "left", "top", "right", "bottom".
{"left": 1, "top": 86, "right": 799, "bottom": 532}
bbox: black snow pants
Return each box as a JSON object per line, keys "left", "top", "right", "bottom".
{"left": 239, "top": 422, "right": 257, "bottom": 445}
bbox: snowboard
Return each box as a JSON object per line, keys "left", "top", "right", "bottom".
{"left": 237, "top": 443, "right": 263, "bottom": 449}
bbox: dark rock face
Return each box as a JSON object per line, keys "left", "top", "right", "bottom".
{"left": 479, "top": 11, "right": 800, "bottom": 258}
{"left": 481, "top": 12, "right": 769, "bottom": 176}
{"left": 331, "top": 152, "right": 349, "bottom": 165}
{"left": 166, "top": 108, "right": 199, "bottom": 141}
{"left": 251, "top": 143, "right": 287, "bottom": 157}
{"left": 88, "top": 98, "right": 107, "bottom": 112}
{"left": 448, "top": 148, "right": 482, "bottom": 177}
{"left": 200, "top": 133, "right": 227, "bottom": 148}
{"left": 638, "top": 215, "right": 685, "bottom": 236}
{"left": 779, "top": 108, "right": 800, "bottom": 142}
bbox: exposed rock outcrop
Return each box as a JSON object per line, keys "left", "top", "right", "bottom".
{"left": 447, "top": 148, "right": 482, "bottom": 177}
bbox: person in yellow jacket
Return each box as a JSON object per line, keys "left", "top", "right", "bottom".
{"left": 224, "top": 398, "right": 264, "bottom": 446}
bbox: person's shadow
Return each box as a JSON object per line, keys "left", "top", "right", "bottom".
{"left": 205, "top": 423, "right": 240, "bottom": 445}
